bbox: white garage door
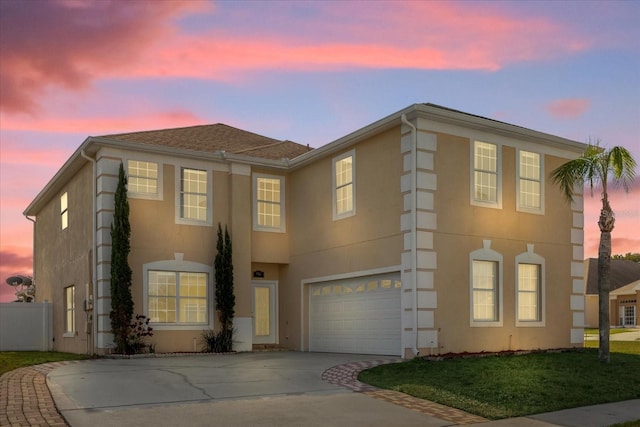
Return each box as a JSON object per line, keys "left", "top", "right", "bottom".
{"left": 309, "top": 273, "right": 401, "bottom": 356}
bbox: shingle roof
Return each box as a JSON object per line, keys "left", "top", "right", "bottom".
{"left": 100, "top": 123, "right": 313, "bottom": 161}
{"left": 584, "top": 258, "right": 640, "bottom": 294}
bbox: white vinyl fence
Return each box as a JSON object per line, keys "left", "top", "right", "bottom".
{"left": 0, "top": 303, "right": 53, "bottom": 351}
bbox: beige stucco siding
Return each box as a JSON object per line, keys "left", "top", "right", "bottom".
{"left": 33, "top": 162, "right": 93, "bottom": 354}
{"left": 124, "top": 162, "right": 255, "bottom": 353}
{"left": 283, "top": 127, "right": 404, "bottom": 351}
{"left": 431, "top": 133, "right": 578, "bottom": 354}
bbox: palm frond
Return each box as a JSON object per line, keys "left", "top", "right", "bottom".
{"left": 608, "top": 146, "right": 637, "bottom": 192}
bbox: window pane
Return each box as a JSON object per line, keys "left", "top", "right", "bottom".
{"left": 474, "top": 142, "right": 497, "bottom": 172}
{"left": 475, "top": 171, "right": 497, "bottom": 202}
{"left": 181, "top": 168, "right": 207, "bottom": 221}
{"left": 336, "top": 183, "right": 353, "bottom": 214}
{"left": 336, "top": 156, "right": 353, "bottom": 187}
{"left": 256, "top": 177, "right": 283, "bottom": 229}
{"left": 518, "top": 264, "right": 540, "bottom": 321}
{"left": 520, "top": 151, "right": 540, "bottom": 180}
{"left": 472, "top": 260, "right": 497, "bottom": 321}
{"left": 128, "top": 160, "right": 159, "bottom": 194}
{"left": 520, "top": 180, "right": 541, "bottom": 209}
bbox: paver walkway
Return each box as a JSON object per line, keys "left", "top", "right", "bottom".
{"left": 322, "top": 359, "right": 488, "bottom": 425}
{"left": 0, "top": 362, "right": 80, "bottom": 427}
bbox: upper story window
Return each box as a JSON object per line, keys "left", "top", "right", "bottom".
{"left": 128, "top": 160, "right": 160, "bottom": 197}
{"left": 64, "top": 285, "right": 75, "bottom": 336}
{"left": 180, "top": 167, "right": 208, "bottom": 223}
{"left": 517, "top": 150, "right": 544, "bottom": 214}
{"left": 60, "top": 192, "right": 68, "bottom": 230}
{"left": 471, "top": 141, "right": 501, "bottom": 209}
{"left": 333, "top": 150, "right": 356, "bottom": 220}
{"left": 254, "top": 174, "right": 285, "bottom": 232}
{"left": 469, "top": 240, "right": 503, "bottom": 327}
{"left": 516, "top": 245, "right": 545, "bottom": 326}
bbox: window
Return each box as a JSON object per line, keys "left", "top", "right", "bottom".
{"left": 333, "top": 150, "right": 355, "bottom": 219}
{"left": 469, "top": 240, "right": 503, "bottom": 326}
{"left": 517, "top": 150, "right": 543, "bottom": 213}
{"left": 128, "top": 160, "right": 159, "bottom": 196}
{"left": 64, "top": 286, "right": 75, "bottom": 336}
{"left": 517, "top": 264, "right": 541, "bottom": 322}
{"left": 254, "top": 174, "right": 285, "bottom": 232}
{"left": 180, "top": 168, "right": 208, "bottom": 222}
{"left": 516, "top": 244, "right": 545, "bottom": 326}
{"left": 472, "top": 261, "right": 498, "bottom": 322}
{"left": 472, "top": 141, "right": 501, "bottom": 208}
{"left": 148, "top": 271, "right": 208, "bottom": 324}
{"left": 60, "top": 192, "right": 68, "bottom": 230}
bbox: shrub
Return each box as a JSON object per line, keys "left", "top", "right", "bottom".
{"left": 125, "top": 314, "right": 154, "bottom": 354}
{"left": 201, "top": 328, "right": 233, "bottom": 353}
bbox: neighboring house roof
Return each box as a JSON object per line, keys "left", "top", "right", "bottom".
{"left": 584, "top": 258, "right": 640, "bottom": 294}
{"left": 100, "top": 123, "right": 312, "bottom": 161}
{"left": 610, "top": 280, "right": 640, "bottom": 296}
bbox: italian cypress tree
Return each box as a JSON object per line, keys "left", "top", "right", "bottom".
{"left": 110, "top": 162, "right": 134, "bottom": 353}
{"left": 214, "top": 223, "right": 235, "bottom": 351}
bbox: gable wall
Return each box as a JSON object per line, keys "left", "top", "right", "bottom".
{"left": 33, "top": 162, "right": 93, "bottom": 354}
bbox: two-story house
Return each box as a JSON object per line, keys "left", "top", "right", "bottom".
{"left": 24, "top": 103, "right": 587, "bottom": 357}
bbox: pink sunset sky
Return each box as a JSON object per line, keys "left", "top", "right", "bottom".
{"left": 0, "top": 0, "right": 638, "bottom": 302}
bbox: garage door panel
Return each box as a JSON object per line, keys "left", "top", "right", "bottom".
{"left": 309, "top": 273, "right": 401, "bottom": 356}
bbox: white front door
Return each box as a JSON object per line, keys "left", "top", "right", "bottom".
{"left": 251, "top": 281, "right": 278, "bottom": 344}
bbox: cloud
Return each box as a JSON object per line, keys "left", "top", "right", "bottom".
{"left": 1, "top": 1, "right": 589, "bottom": 114}
{"left": 0, "top": 0, "right": 206, "bottom": 114}
{"left": 0, "top": 109, "right": 203, "bottom": 134}
{"left": 545, "top": 99, "right": 591, "bottom": 119}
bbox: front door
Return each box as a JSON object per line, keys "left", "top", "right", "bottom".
{"left": 251, "top": 281, "right": 278, "bottom": 344}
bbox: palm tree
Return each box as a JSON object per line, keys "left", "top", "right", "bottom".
{"left": 551, "top": 141, "right": 636, "bottom": 363}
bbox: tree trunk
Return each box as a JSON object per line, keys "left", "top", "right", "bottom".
{"left": 597, "top": 197, "right": 615, "bottom": 363}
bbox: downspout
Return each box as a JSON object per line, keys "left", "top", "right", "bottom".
{"left": 81, "top": 150, "right": 97, "bottom": 354}
{"left": 401, "top": 114, "right": 419, "bottom": 357}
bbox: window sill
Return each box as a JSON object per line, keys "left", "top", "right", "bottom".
{"left": 63, "top": 332, "right": 76, "bottom": 338}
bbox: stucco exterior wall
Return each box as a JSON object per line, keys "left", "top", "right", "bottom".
{"left": 282, "top": 127, "right": 404, "bottom": 351}
{"left": 33, "top": 162, "right": 94, "bottom": 354}
{"left": 429, "top": 131, "right": 580, "bottom": 354}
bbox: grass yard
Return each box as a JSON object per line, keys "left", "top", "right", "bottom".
{"left": 359, "top": 345, "right": 640, "bottom": 420}
{"left": 0, "top": 351, "right": 89, "bottom": 376}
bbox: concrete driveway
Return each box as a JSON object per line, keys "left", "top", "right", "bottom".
{"left": 47, "top": 352, "right": 451, "bottom": 427}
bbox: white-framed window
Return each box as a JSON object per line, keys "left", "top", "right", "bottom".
{"left": 60, "top": 192, "right": 68, "bottom": 230}
{"left": 64, "top": 285, "right": 75, "bottom": 336}
{"left": 516, "top": 244, "right": 545, "bottom": 326}
{"left": 178, "top": 167, "right": 209, "bottom": 224}
{"left": 469, "top": 240, "right": 503, "bottom": 326}
{"left": 253, "top": 174, "right": 285, "bottom": 232}
{"left": 148, "top": 271, "right": 208, "bottom": 324}
{"left": 127, "top": 160, "right": 161, "bottom": 198}
{"left": 517, "top": 150, "right": 544, "bottom": 214}
{"left": 333, "top": 149, "right": 355, "bottom": 220}
{"left": 471, "top": 141, "right": 502, "bottom": 209}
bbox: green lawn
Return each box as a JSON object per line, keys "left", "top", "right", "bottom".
{"left": 0, "top": 351, "right": 89, "bottom": 376}
{"left": 359, "top": 344, "right": 640, "bottom": 420}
